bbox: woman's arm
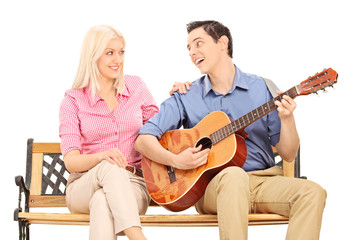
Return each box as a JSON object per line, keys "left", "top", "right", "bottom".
{"left": 64, "top": 148, "right": 128, "bottom": 173}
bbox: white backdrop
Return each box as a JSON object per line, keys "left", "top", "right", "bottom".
{"left": 1, "top": 0, "right": 359, "bottom": 239}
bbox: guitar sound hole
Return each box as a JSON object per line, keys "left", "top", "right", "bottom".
{"left": 195, "top": 137, "right": 213, "bottom": 151}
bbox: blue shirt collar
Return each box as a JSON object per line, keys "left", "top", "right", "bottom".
{"left": 202, "top": 65, "right": 249, "bottom": 97}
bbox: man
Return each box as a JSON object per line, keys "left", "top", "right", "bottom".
{"left": 135, "top": 20, "right": 326, "bottom": 240}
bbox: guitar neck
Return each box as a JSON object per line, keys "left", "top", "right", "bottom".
{"left": 210, "top": 86, "right": 299, "bottom": 144}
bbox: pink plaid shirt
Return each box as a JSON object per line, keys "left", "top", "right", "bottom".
{"left": 59, "top": 75, "right": 159, "bottom": 169}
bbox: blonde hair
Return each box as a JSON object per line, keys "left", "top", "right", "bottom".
{"left": 72, "top": 25, "right": 126, "bottom": 96}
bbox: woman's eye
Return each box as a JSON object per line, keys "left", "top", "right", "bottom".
{"left": 106, "top": 51, "right": 113, "bottom": 55}
{"left": 120, "top": 50, "right": 125, "bottom": 54}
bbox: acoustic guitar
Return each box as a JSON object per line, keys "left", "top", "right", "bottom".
{"left": 142, "top": 68, "right": 338, "bottom": 212}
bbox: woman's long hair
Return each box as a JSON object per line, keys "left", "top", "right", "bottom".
{"left": 72, "top": 25, "right": 126, "bottom": 97}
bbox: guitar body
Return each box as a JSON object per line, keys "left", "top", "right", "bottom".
{"left": 142, "top": 111, "right": 247, "bottom": 212}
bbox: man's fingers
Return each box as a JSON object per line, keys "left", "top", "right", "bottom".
{"left": 193, "top": 152, "right": 209, "bottom": 167}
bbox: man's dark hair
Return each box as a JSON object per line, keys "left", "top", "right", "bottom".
{"left": 186, "top": 20, "right": 233, "bottom": 58}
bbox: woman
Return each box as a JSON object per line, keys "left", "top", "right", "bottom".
{"left": 59, "top": 25, "right": 190, "bottom": 240}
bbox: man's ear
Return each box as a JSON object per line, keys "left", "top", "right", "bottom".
{"left": 218, "top": 35, "right": 229, "bottom": 51}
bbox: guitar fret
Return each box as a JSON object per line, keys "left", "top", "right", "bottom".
{"left": 244, "top": 113, "right": 249, "bottom": 124}
{"left": 249, "top": 112, "right": 254, "bottom": 122}
{"left": 221, "top": 127, "right": 225, "bottom": 138}
{"left": 236, "top": 120, "right": 240, "bottom": 130}
{"left": 224, "top": 124, "right": 230, "bottom": 138}
{"left": 240, "top": 116, "right": 246, "bottom": 127}
{"left": 216, "top": 131, "right": 220, "bottom": 142}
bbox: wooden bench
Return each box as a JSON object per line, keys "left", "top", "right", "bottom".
{"left": 14, "top": 138, "right": 301, "bottom": 239}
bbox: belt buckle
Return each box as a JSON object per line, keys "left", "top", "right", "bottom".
{"left": 131, "top": 165, "right": 136, "bottom": 175}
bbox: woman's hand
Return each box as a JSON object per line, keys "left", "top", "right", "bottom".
{"left": 99, "top": 149, "right": 128, "bottom": 168}
{"left": 169, "top": 81, "right": 192, "bottom": 96}
{"left": 64, "top": 148, "right": 128, "bottom": 173}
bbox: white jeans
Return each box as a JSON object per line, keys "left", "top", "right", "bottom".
{"left": 66, "top": 161, "right": 150, "bottom": 239}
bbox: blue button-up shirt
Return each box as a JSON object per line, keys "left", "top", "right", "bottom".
{"left": 139, "top": 66, "right": 281, "bottom": 171}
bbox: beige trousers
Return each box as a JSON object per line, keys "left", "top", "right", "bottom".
{"left": 66, "top": 161, "right": 150, "bottom": 240}
{"left": 195, "top": 166, "right": 327, "bottom": 240}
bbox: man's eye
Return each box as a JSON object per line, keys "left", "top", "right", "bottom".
{"left": 197, "top": 41, "right": 203, "bottom": 47}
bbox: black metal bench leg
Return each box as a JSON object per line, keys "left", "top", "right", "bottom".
{"left": 18, "top": 221, "right": 30, "bottom": 240}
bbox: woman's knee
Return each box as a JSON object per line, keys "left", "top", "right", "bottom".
{"left": 89, "top": 189, "right": 108, "bottom": 210}
{"left": 96, "top": 160, "right": 129, "bottom": 182}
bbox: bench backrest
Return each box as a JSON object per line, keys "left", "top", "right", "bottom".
{"left": 25, "top": 138, "right": 299, "bottom": 208}
{"left": 26, "top": 139, "right": 67, "bottom": 207}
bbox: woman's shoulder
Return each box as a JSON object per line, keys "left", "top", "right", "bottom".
{"left": 64, "top": 88, "right": 87, "bottom": 98}
{"left": 124, "top": 74, "right": 148, "bottom": 93}
{"left": 61, "top": 88, "right": 88, "bottom": 108}
{"left": 124, "top": 74, "right": 144, "bottom": 86}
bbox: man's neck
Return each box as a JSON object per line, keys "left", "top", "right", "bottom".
{"left": 208, "top": 59, "right": 236, "bottom": 95}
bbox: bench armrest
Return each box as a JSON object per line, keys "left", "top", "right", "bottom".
{"left": 14, "top": 175, "right": 30, "bottom": 220}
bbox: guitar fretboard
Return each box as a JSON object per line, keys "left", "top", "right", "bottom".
{"left": 210, "top": 86, "right": 298, "bottom": 145}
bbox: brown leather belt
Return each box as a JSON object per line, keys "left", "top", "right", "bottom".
{"left": 125, "top": 165, "right": 143, "bottom": 178}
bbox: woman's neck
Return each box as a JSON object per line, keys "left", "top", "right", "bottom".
{"left": 96, "top": 77, "right": 116, "bottom": 98}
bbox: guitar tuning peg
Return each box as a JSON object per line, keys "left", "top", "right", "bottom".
{"left": 331, "top": 85, "right": 336, "bottom": 90}
{"left": 323, "top": 89, "right": 328, "bottom": 93}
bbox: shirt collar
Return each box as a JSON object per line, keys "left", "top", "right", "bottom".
{"left": 202, "top": 65, "right": 249, "bottom": 97}
{"left": 86, "top": 83, "right": 130, "bottom": 107}
{"left": 85, "top": 86, "right": 101, "bottom": 107}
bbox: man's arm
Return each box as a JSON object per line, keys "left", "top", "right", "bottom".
{"left": 274, "top": 92, "right": 300, "bottom": 162}
{"left": 135, "top": 134, "right": 209, "bottom": 170}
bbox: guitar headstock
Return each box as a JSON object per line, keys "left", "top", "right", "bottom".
{"left": 297, "top": 68, "right": 338, "bottom": 95}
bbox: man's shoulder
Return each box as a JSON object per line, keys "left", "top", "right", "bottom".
{"left": 241, "top": 70, "right": 264, "bottom": 83}
{"left": 239, "top": 70, "right": 269, "bottom": 92}
{"left": 172, "top": 76, "right": 205, "bottom": 98}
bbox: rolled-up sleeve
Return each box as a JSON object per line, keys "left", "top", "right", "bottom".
{"left": 140, "top": 80, "right": 159, "bottom": 124}
{"left": 139, "top": 94, "right": 184, "bottom": 139}
{"left": 59, "top": 93, "right": 81, "bottom": 156}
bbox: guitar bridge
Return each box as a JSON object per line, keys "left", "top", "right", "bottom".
{"left": 166, "top": 165, "right": 176, "bottom": 183}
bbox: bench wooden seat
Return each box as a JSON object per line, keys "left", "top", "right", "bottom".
{"left": 18, "top": 211, "right": 289, "bottom": 227}
{"left": 14, "top": 138, "right": 300, "bottom": 239}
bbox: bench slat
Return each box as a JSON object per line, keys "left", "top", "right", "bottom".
{"left": 33, "top": 142, "right": 61, "bottom": 153}
{"left": 29, "top": 195, "right": 66, "bottom": 208}
{"left": 18, "top": 212, "right": 289, "bottom": 227}
{"left": 30, "top": 153, "right": 43, "bottom": 196}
